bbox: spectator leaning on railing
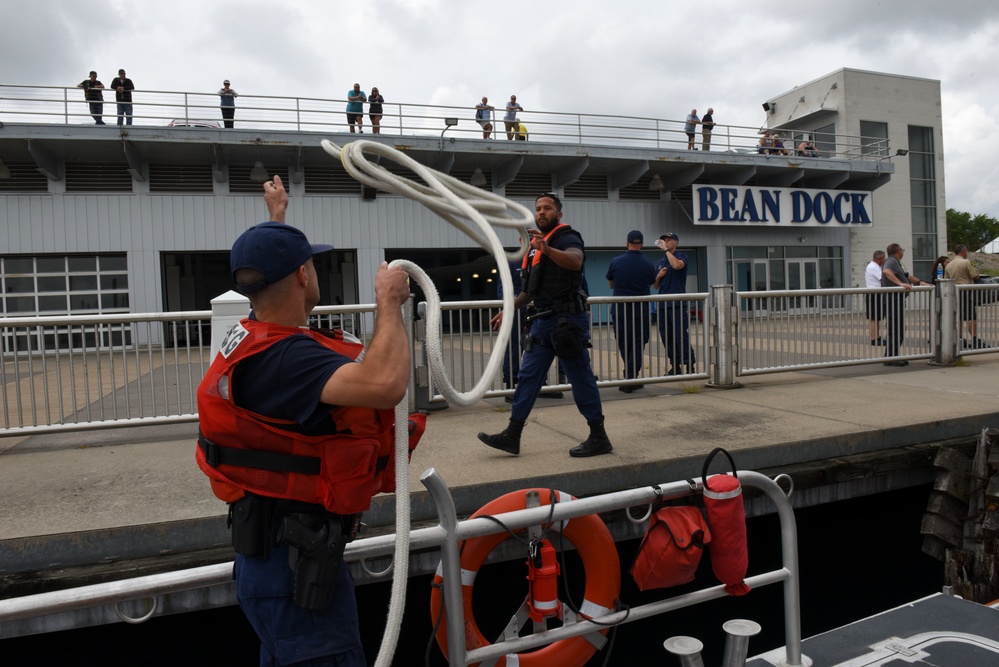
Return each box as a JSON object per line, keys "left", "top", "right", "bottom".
{"left": 865, "top": 249, "right": 886, "bottom": 346}
{"left": 218, "top": 80, "right": 238, "bottom": 128}
{"left": 77, "top": 71, "right": 105, "bottom": 125}
{"left": 109, "top": 69, "right": 134, "bottom": 126}
{"left": 475, "top": 97, "right": 495, "bottom": 139}
{"left": 504, "top": 94, "right": 523, "bottom": 140}
{"left": 945, "top": 244, "right": 988, "bottom": 348}
{"left": 880, "top": 243, "right": 926, "bottom": 365}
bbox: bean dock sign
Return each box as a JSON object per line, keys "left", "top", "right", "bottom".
{"left": 693, "top": 185, "right": 873, "bottom": 227}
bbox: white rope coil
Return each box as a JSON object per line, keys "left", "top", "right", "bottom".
{"left": 321, "top": 139, "right": 534, "bottom": 408}
{"left": 320, "top": 139, "right": 535, "bottom": 667}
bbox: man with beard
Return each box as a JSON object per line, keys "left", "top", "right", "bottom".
{"left": 477, "top": 193, "right": 612, "bottom": 458}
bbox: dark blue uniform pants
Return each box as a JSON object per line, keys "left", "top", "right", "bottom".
{"left": 235, "top": 544, "right": 365, "bottom": 666}
{"left": 511, "top": 312, "right": 602, "bottom": 423}
{"left": 613, "top": 302, "right": 650, "bottom": 379}
{"left": 658, "top": 300, "right": 695, "bottom": 367}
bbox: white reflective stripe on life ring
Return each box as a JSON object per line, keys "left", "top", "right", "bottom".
{"left": 579, "top": 598, "right": 613, "bottom": 620}
{"left": 544, "top": 490, "right": 574, "bottom": 533}
{"left": 504, "top": 654, "right": 519, "bottom": 666}
{"left": 434, "top": 562, "right": 478, "bottom": 586}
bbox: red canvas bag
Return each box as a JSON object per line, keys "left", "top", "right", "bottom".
{"left": 630, "top": 505, "right": 711, "bottom": 591}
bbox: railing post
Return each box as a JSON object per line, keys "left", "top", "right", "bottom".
{"left": 420, "top": 468, "right": 468, "bottom": 667}
{"left": 208, "top": 290, "right": 249, "bottom": 360}
{"left": 934, "top": 279, "right": 958, "bottom": 365}
{"left": 708, "top": 284, "right": 740, "bottom": 388}
{"left": 412, "top": 301, "right": 438, "bottom": 412}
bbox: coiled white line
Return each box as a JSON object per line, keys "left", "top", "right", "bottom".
{"left": 321, "top": 139, "right": 533, "bottom": 408}
{"left": 320, "top": 139, "right": 534, "bottom": 667}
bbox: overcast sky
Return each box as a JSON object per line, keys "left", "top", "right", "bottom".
{"left": 3, "top": 0, "right": 997, "bottom": 219}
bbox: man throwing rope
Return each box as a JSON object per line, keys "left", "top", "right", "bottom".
{"left": 195, "top": 175, "right": 416, "bottom": 666}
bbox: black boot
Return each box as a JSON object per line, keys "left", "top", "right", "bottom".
{"left": 569, "top": 418, "right": 613, "bottom": 458}
{"left": 477, "top": 419, "right": 524, "bottom": 455}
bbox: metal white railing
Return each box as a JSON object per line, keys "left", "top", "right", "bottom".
{"left": 1, "top": 84, "right": 893, "bottom": 160}
{"left": 0, "top": 467, "right": 807, "bottom": 666}
{"left": 0, "top": 305, "right": 371, "bottom": 434}
{"left": 1, "top": 283, "right": 996, "bottom": 434}
{"left": 735, "top": 287, "right": 937, "bottom": 374}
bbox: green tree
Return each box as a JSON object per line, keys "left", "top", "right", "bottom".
{"left": 946, "top": 208, "right": 999, "bottom": 252}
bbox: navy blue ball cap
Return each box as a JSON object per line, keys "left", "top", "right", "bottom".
{"left": 627, "top": 229, "right": 644, "bottom": 244}
{"left": 230, "top": 222, "right": 333, "bottom": 294}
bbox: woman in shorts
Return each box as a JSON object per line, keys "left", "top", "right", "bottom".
{"left": 368, "top": 87, "right": 384, "bottom": 134}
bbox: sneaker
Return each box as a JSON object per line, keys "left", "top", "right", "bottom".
{"left": 569, "top": 433, "right": 613, "bottom": 458}
{"left": 883, "top": 360, "right": 908, "bottom": 367}
{"left": 477, "top": 431, "right": 520, "bottom": 455}
{"left": 539, "top": 391, "right": 564, "bottom": 399}
{"left": 618, "top": 385, "right": 635, "bottom": 394}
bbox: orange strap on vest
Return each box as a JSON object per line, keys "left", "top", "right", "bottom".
{"left": 522, "top": 223, "right": 571, "bottom": 269}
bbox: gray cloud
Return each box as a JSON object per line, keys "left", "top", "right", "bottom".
{"left": 2, "top": 0, "right": 996, "bottom": 218}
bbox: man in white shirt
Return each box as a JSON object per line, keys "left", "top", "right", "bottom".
{"left": 865, "top": 249, "right": 886, "bottom": 345}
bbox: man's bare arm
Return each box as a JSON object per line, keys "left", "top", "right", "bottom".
{"left": 320, "top": 263, "right": 411, "bottom": 409}
{"left": 263, "top": 175, "right": 288, "bottom": 223}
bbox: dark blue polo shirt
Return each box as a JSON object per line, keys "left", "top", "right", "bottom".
{"left": 606, "top": 250, "right": 655, "bottom": 296}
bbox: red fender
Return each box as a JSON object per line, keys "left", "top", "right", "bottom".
{"left": 430, "top": 488, "right": 621, "bottom": 667}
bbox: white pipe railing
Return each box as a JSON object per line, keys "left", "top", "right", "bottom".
{"left": 1, "top": 284, "right": 996, "bottom": 434}
{"left": 1, "top": 84, "right": 892, "bottom": 159}
{"left": 0, "top": 468, "right": 807, "bottom": 666}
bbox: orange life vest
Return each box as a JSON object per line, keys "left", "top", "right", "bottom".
{"left": 195, "top": 318, "right": 425, "bottom": 515}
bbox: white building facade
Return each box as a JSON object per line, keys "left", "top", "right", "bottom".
{"left": 765, "top": 68, "right": 945, "bottom": 282}
{"left": 0, "top": 69, "right": 944, "bottom": 329}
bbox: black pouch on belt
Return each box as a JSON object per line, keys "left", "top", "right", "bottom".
{"left": 552, "top": 317, "right": 584, "bottom": 359}
{"left": 229, "top": 493, "right": 276, "bottom": 559}
{"left": 278, "top": 512, "right": 348, "bottom": 611}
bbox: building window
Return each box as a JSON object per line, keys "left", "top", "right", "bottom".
{"left": 908, "top": 126, "right": 937, "bottom": 280}
{"left": 724, "top": 245, "right": 843, "bottom": 294}
{"left": 812, "top": 123, "right": 836, "bottom": 158}
{"left": 1, "top": 254, "right": 129, "bottom": 316}
{"left": 2, "top": 254, "right": 130, "bottom": 352}
{"left": 859, "top": 121, "right": 889, "bottom": 158}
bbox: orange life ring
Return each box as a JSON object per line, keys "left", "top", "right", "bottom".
{"left": 429, "top": 488, "right": 621, "bottom": 667}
